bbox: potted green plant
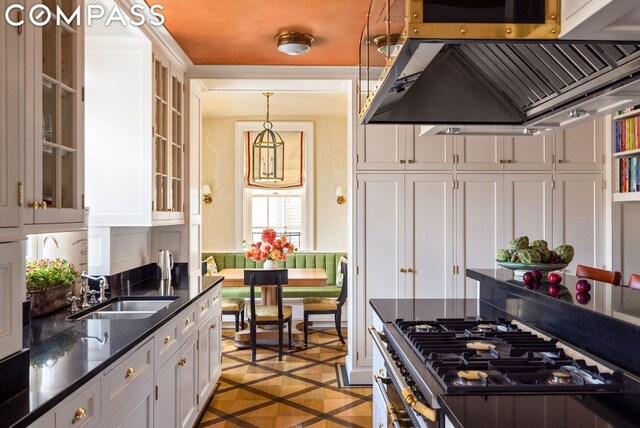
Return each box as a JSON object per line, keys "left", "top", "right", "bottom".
{"left": 26, "top": 258, "right": 80, "bottom": 317}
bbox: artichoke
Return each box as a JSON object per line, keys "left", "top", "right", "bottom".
{"left": 510, "top": 252, "right": 520, "bottom": 262}
{"left": 508, "top": 236, "right": 529, "bottom": 252}
{"left": 533, "top": 246, "right": 553, "bottom": 263}
{"left": 496, "top": 249, "right": 511, "bottom": 262}
{"left": 553, "top": 245, "right": 575, "bottom": 264}
{"left": 530, "top": 239, "right": 549, "bottom": 249}
{"left": 516, "top": 248, "right": 542, "bottom": 264}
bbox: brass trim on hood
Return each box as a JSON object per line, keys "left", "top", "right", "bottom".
{"left": 407, "top": 0, "right": 560, "bottom": 40}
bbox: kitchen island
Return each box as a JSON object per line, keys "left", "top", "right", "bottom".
{"left": 0, "top": 274, "right": 223, "bottom": 428}
{"left": 369, "top": 269, "right": 640, "bottom": 428}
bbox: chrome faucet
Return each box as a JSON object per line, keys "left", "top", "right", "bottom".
{"left": 81, "top": 272, "right": 110, "bottom": 305}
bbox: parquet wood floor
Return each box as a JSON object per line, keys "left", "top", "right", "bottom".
{"left": 197, "top": 328, "right": 372, "bottom": 427}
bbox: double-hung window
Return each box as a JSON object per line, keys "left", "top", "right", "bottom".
{"left": 245, "top": 188, "right": 305, "bottom": 249}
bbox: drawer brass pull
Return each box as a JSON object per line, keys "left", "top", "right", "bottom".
{"left": 164, "top": 335, "right": 172, "bottom": 344}
{"left": 210, "top": 323, "right": 217, "bottom": 330}
{"left": 126, "top": 367, "right": 135, "bottom": 378}
{"left": 178, "top": 358, "right": 186, "bottom": 367}
{"left": 184, "top": 318, "right": 191, "bottom": 326}
{"left": 200, "top": 304, "right": 207, "bottom": 311}
{"left": 71, "top": 407, "right": 86, "bottom": 424}
{"left": 213, "top": 295, "right": 218, "bottom": 301}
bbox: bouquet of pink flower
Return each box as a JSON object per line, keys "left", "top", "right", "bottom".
{"left": 244, "top": 228, "right": 296, "bottom": 262}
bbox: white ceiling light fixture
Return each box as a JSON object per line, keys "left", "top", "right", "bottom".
{"left": 275, "top": 32, "right": 314, "bottom": 56}
{"left": 568, "top": 109, "right": 587, "bottom": 118}
{"left": 373, "top": 34, "right": 403, "bottom": 57}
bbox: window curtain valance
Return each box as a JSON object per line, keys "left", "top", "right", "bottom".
{"left": 245, "top": 131, "right": 304, "bottom": 189}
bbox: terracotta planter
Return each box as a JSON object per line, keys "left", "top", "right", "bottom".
{"left": 27, "top": 284, "right": 73, "bottom": 317}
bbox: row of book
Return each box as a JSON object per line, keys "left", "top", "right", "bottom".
{"left": 614, "top": 115, "right": 640, "bottom": 153}
{"left": 619, "top": 157, "right": 640, "bottom": 193}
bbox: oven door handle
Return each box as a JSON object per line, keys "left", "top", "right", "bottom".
{"left": 368, "top": 326, "right": 438, "bottom": 423}
{"left": 374, "top": 374, "right": 403, "bottom": 428}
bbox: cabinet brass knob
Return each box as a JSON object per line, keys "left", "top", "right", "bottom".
{"left": 125, "top": 367, "right": 135, "bottom": 378}
{"left": 210, "top": 323, "right": 216, "bottom": 330}
{"left": 71, "top": 407, "right": 86, "bottom": 424}
{"left": 200, "top": 304, "right": 206, "bottom": 311}
{"left": 400, "top": 268, "right": 407, "bottom": 273}
{"left": 178, "top": 358, "right": 186, "bottom": 367}
{"left": 499, "top": 159, "right": 505, "bottom": 164}
{"left": 407, "top": 268, "right": 414, "bottom": 273}
{"left": 164, "top": 336, "right": 172, "bottom": 344}
{"left": 399, "top": 159, "right": 406, "bottom": 164}
{"left": 184, "top": 318, "right": 191, "bottom": 326}
{"left": 558, "top": 159, "right": 565, "bottom": 164}
{"left": 28, "top": 201, "right": 39, "bottom": 210}
{"left": 506, "top": 159, "right": 513, "bottom": 164}
{"left": 40, "top": 200, "right": 47, "bottom": 209}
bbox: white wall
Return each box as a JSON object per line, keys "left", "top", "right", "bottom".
{"left": 202, "top": 113, "right": 349, "bottom": 252}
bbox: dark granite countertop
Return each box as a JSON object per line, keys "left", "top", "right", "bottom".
{"left": 1, "top": 275, "right": 223, "bottom": 428}
{"left": 370, "top": 298, "right": 479, "bottom": 324}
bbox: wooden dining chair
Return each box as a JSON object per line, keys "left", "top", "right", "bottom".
{"left": 244, "top": 269, "right": 292, "bottom": 361}
{"left": 221, "top": 298, "right": 245, "bottom": 332}
{"left": 303, "top": 258, "right": 348, "bottom": 345}
{"left": 627, "top": 274, "right": 640, "bottom": 289}
{"left": 575, "top": 264, "right": 622, "bottom": 286}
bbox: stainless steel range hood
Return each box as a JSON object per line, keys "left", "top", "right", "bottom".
{"left": 359, "top": 39, "right": 640, "bottom": 126}
{"left": 358, "top": 0, "right": 640, "bottom": 127}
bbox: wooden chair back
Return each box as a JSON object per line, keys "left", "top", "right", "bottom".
{"left": 575, "top": 264, "right": 621, "bottom": 286}
{"left": 244, "top": 269, "right": 289, "bottom": 323}
{"left": 336, "top": 259, "right": 348, "bottom": 307}
{"left": 627, "top": 274, "right": 640, "bottom": 289}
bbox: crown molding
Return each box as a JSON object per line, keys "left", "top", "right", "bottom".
{"left": 186, "top": 65, "right": 359, "bottom": 81}
{"left": 112, "top": 0, "right": 193, "bottom": 72}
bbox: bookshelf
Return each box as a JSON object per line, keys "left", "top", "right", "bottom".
{"left": 613, "top": 106, "right": 640, "bottom": 202}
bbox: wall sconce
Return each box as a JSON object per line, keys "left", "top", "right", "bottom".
{"left": 336, "top": 187, "right": 345, "bottom": 205}
{"left": 202, "top": 185, "right": 212, "bottom": 204}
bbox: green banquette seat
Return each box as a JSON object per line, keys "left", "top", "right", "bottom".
{"left": 203, "top": 252, "right": 346, "bottom": 299}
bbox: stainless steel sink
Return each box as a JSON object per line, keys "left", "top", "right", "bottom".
{"left": 80, "top": 311, "right": 159, "bottom": 320}
{"left": 69, "top": 296, "right": 178, "bottom": 321}
{"left": 99, "top": 300, "right": 174, "bottom": 312}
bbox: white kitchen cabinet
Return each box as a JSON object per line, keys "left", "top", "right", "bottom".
{"left": 555, "top": 118, "right": 604, "bottom": 171}
{"left": 104, "top": 373, "right": 154, "bottom": 428}
{"left": 405, "top": 174, "right": 455, "bottom": 299}
{"left": 0, "top": 1, "right": 22, "bottom": 236}
{"left": 455, "top": 174, "right": 505, "bottom": 299}
{"left": 197, "top": 312, "right": 221, "bottom": 407}
{"left": 553, "top": 173, "right": 604, "bottom": 274}
{"left": 155, "top": 332, "right": 199, "bottom": 428}
{"left": 356, "top": 125, "right": 453, "bottom": 171}
{"left": 355, "top": 174, "right": 404, "bottom": 372}
{"left": 455, "top": 136, "right": 503, "bottom": 171}
{"left": 0, "top": 241, "right": 25, "bottom": 362}
{"left": 504, "top": 134, "right": 554, "bottom": 171}
{"left": 561, "top": 0, "right": 640, "bottom": 40}
{"left": 56, "top": 376, "right": 101, "bottom": 428}
{"left": 354, "top": 173, "right": 455, "bottom": 372}
{"left": 504, "top": 174, "right": 554, "bottom": 246}
{"left": 24, "top": 0, "right": 84, "bottom": 230}
{"left": 456, "top": 134, "right": 553, "bottom": 171}
{"left": 152, "top": 49, "right": 185, "bottom": 223}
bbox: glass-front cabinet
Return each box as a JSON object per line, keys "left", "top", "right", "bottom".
{"left": 25, "top": 0, "right": 84, "bottom": 228}
{"left": 0, "top": 0, "right": 22, "bottom": 234}
{"left": 153, "top": 49, "right": 183, "bottom": 223}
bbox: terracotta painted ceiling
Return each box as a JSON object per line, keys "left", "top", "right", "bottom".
{"left": 155, "top": 0, "right": 373, "bottom": 66}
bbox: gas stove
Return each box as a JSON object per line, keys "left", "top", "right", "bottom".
{"left": 393, "top": 317, "right": 625, "bottom": 394}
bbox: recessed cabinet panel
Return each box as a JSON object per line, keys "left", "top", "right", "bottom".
{"left": 357, "top": 125, "right": 403, "bottom": 170}
{"left": 504, "top": 134, "right": 553, "bottom": 170}
{"left": 555, "top": 118, "right": 603, "bottom": 171}
{"left": 456, "top": 174, "right": 505, "bottom": 299}
{"left": 356, "top": 174, "right": 404, "bottom": 368}
{"left": 0, "top": 241, "right": 24, "bottom": 361}
{"left": 405, "top": 174, "right": 454, "bottom": 299}
{"left": 504, "top": 174, "right": 553, "bottom": 246}
{"left": 455, "top": 136, "right": 503, "bottom": 170}
{"left": 552, "top": 174, "right": 603, "bottom": 274}
{"left": 408, "top": 130, "right": 453, "bottom": 170}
